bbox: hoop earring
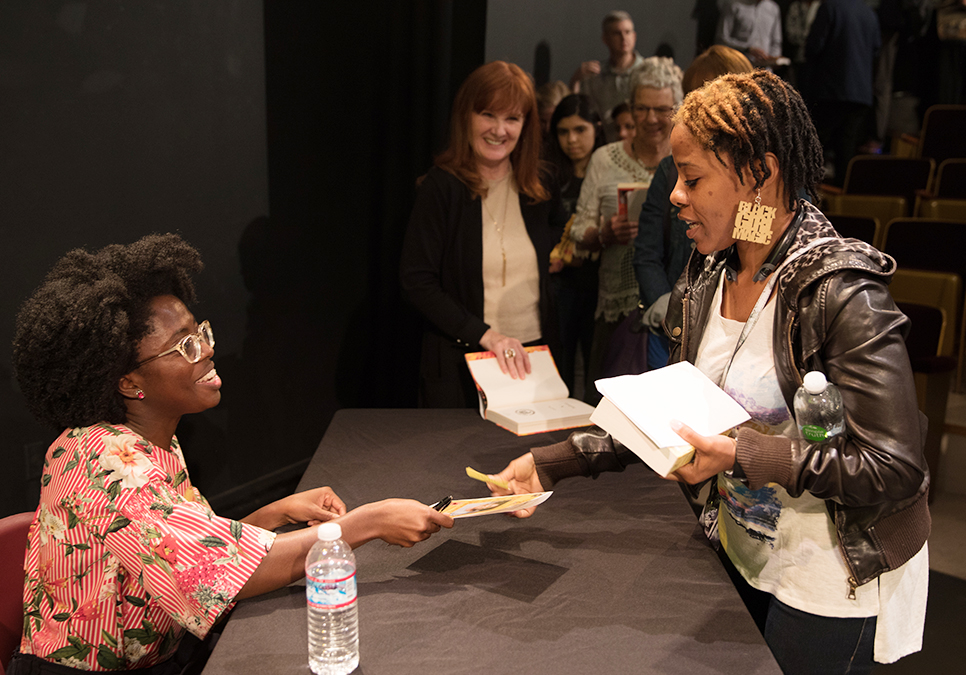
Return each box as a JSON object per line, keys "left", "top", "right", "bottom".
{"left": 733, "top": 189, "right": 776, "bottom": 245}
{"left": 136, "top": 390, "right": 145, "bottom": 400}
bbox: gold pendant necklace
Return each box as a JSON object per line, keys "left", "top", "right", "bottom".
{"left": 482, "top": 177, "right": 511, "bottom": 286}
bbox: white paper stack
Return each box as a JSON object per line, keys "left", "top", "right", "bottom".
{"left": 592, "top": 361, "right": 750, "bottom": 477}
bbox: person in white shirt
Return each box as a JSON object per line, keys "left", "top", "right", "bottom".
{"left": 717, "top": 0, "right": 783, "bottom": 68}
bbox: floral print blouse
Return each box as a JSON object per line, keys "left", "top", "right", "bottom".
{"left": 20, "top": 423, "right": 276, "bottom": 670}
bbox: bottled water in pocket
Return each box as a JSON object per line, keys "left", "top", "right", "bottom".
{"left": 794, "top": 371, "right": 845, "bottom": 442}
{"left": 306, "top": 522, "right": 358, "bottom": 675}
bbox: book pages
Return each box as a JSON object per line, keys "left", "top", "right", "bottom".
{"left": 465, "top": 346, "right": 569, "bottom": 409}
{"left": 595, "top": 361, "right": 750, "bottom": 448}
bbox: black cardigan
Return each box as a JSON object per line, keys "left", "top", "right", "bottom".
{"left": 400, "top": 165, "right": 567, "bottom": 406}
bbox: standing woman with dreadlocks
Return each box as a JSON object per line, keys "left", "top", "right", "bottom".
{"left": 485, "top": 71, "right": 929, "bottom": 673}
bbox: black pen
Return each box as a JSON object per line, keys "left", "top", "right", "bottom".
{"left": 430, "top": 495, "right": 452, "bottom": 511}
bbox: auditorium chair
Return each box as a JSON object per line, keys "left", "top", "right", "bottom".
{"left": 895, "top": 301, "right": 955, "bottom": 502}
{"left": 0, "top": 512, "right": 32, "bottom": 675}
{"left": 841, "top": 155, "right": 935, "bottom": 211}
{"left": 917, "top": 159, "right": 966, "bottom": 220}
{"left": 826, "top": 213, "right": 881, "bottom": 248}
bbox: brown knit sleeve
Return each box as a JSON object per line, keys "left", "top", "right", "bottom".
{"left": 735, "top": 427, "right": 793, "bottom": 490}
{"left": 531, "top": 439, "right": 588, "bottom": 489}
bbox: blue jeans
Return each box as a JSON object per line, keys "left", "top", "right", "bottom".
{"left": 647, "top": 332, "right": 670, "bottom": 370}
{"left": 765, "top": 596, "right": 876, "bottom": 675}
{"left": 721, "top": 551, "right": 877, "bottom": 675}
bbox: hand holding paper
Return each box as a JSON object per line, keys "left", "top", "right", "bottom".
{"left": 438, "top": 492, "right": 552, "bottom": 518}
{"left": 591, "top": 361, "right": 750, "bottom": 477}
{"left": 485, "top": 452, "right": 546, "bottom": 518}
{"left": 667, "top": 420, "right": 738, "bottom": 484}
{"left": 465, "top": 466, "right": 509, "bottom": 490}
{"left": 478, "top": 329, "right": 530, "bottom": 380}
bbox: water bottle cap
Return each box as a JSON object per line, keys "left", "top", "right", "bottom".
{"left": 316, "top": 522, "right": 342, "bottom": 541}
{"left": 803, "top": 371, "right": 828, "bottom": 394}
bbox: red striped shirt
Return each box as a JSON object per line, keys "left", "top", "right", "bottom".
{"left": 20, "top": 423, "right": 276, "bottom": 670}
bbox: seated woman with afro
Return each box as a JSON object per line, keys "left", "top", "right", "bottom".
{"left": 10, "top": 234, "right": 452, "bottom": 673}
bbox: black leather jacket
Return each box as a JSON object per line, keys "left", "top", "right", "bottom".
{"left": 535, "top": 202, "right": 930, "bottom": 594}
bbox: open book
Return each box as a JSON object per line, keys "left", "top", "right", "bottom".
{"left": 592, "top": 361, "right": 750, "bottom": 477}
{"left": 464, "top": 345, "right": 595, "bottom": 435}
{"left": 617, "top": 182, "right": 649, "bottom": 223}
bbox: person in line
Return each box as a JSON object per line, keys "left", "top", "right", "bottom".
{"left": 570, "top": 56, "right": 682, "bottom": 399}
{"left": 692, "top": 0, "right": 722, "bottom": 55}
{"left": 400, "top": 61, "right": 568, "bottom": 408}
{"left": 545, "top": 94, "right": 606, "bottom": 399}
{"left": 536, "top": 80, "right": 571, "bottom": 137}
{"left": 487, "top": 71, "right": 929, "bottom": 674}
{"left": 10, "top": 234, "right": 453, "bottom": 674}
{"left": 610, "top": 101, "right": 636, "bottom": 143}
{"left": 716, "top": 0, "right": 783, "bottom": 68}
{"left": 569, "top": 10, "right": 646, "bottom": 142}
{"left": 633, "top": 45, "right": 753, "bottom": 371}
{"left": 784, "top": 0, "right": 820, "bottom": 91}
{"left": 805, "top": 0, "right": 881, "bottom": 187}
{"left": 860, "top": 0, "right": 930, "bottom": 154}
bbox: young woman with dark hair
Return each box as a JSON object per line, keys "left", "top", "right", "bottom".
{"left": 11, "top": 234, "right": 452, "bottom": 673}
{"left": 545, "top": 93, "right": 605, "bottom": 398}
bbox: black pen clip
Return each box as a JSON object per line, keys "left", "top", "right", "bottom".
{"left": 430, "top": 495, "right": 452, "bottom": 511}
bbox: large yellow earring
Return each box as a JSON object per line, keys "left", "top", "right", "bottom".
{"left": 733, "top": 190, "right": 776, "bottom": 245}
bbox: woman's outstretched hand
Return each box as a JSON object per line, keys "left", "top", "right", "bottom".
{"left": 351, "top": 499, "right": 454, "bottom": 548}
{"left": 487, "top": 452, "right": 545, "bottom": 518}
{"left": 243, "top": 486, "right": 347, "bottom": 531}
{"left": 668, "top": 420, "right": 738, "bottom": 485}
{"left": 288, "top": 487, "right": 348, "bottom": 526}
{"left": 479, "top": 329, "right": 531, "bottom": 380}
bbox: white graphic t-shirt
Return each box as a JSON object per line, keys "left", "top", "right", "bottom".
{"left": 694, "top": 272, "right": 927, "bottom": 663}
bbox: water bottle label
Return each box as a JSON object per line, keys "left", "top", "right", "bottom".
{"left": 306, "top": 570, "right": 357, "bottom": 609}
{"left": 801, "top": 424, "right": 828, "bottom": 442}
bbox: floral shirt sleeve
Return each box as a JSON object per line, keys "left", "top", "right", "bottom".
{"left": 21, "top": 424, "right": 276, "bottom": 671}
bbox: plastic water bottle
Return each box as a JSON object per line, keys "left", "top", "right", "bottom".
{"left": 794, "top": 371, "right": 845, "bottom": 443}
{"left": 306, "top": 522, "right": 358, "bottom": 675}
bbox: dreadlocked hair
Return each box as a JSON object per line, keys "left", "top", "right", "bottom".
{"left": 673, "top": 70, "right": 824, "bottom": 211}
{"left": 13, "top": 233, "right": 203, "bottom": 430}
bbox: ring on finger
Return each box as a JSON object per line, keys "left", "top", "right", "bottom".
{"left": 504, "top": 348, "right": 516, "bottom": 359}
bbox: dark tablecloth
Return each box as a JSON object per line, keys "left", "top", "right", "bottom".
{"left": 204, "top": 409, "right": 780, "bottom": 674}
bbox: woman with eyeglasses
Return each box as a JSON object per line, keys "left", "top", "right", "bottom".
{"left": 10, "top": 234, "right": 452, "bottom": 674}
{"left": 568, "top": 56, "right": 683, "bottom": 396}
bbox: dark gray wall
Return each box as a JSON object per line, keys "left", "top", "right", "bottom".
{"left": 485, "top": 0, "right": 697, "bottom": 84}
{"left": 0, "top": 0, "right": 487, "bottom": 519}
{"left": 0, "top": 0, "right": 268, "bottom": 516}
{"left": 2, "top": 1, "right": 701, "bottom": 520}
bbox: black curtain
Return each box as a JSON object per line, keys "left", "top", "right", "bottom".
{"left": 0, "top": 0, "right": 486, "bottom": 518}
{"left": 220, "top": 0, "right": 487, "bottom": 514}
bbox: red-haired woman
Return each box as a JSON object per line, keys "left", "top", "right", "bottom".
{"left": 401, "top": 61, "right": 568, "bottom": 408}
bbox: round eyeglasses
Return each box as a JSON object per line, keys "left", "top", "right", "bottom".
{"left": 631, "top": 104, "right": 675, "bottom": 118}
{"left": 136, "top": 320, "right": 214, "bottom": 367}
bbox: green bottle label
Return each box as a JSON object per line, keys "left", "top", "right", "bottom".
{"left": 801, "top": 425, "right": 828, "bottom": 442}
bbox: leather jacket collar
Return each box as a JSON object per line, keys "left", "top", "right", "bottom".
{"left": 664, "top": 201, "right": 930, "bottom": 589}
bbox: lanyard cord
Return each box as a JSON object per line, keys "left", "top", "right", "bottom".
{"left": 716, "top": 237, "right": 837, "bottom": 388}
